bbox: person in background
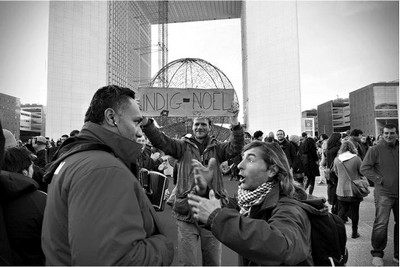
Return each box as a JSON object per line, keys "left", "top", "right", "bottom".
{"left": 31, "top": 136, "right": 47, "bottom": 170}
{"left": 41, "top": 85, "right": 174, "bottom": 265}
{"left": 229, "top": 131, "right": 252, "bottom": 181}
{"left": 188, "top": 141, "right": 313, "bottom": 265}
{"left": 361, "top": 124, "right": 399, "bottom": 266}
{"left": 60, "top": 134, "right": 69, "bottom": 143}
{"left": 69, "top": 130, "right": 80, "bottom": 137}
{"left": 253, "top": 130, "right": 264, "bottom": 141}
{"left": 361, "top": 136, "right": 370, "bottom": 153}
{"left": 301, "top": 133, "right": 319, "bottom": 195}
{"left": 333, "top": 141, "right": 364, "bottom": 239}
{"left": 289, "top": 134, "right": 305, "bottom": 187}
{"left": 276, "top": 129, "right": 296, "bottom": 168}
{"left": 349, "top": 129, "right": 367, "bottom": 160}
{"left": 141, "top": 113, "right": 244, "bottom": 266}
{"left": 318, "top": 134, "right": 329, "bottom": 165}
{"left": 317, "top": 134, "right": 329, "bottom": 184}
{"left": 325, "top": 133, "right": 342, "bottom": 214}
{"left": 264, "top": 131, "right": 278, "bottom": 143}
{"left": 136, "top": 135, "right": 163, "bottom": 175}
{"left": 1, "top": 147, "right": 47, "bottom": 265}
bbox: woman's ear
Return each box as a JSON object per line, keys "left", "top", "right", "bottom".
{"left": 267, "top": 165, "right": 279, "bottom": 178}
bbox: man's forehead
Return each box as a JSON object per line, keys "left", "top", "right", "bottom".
{"left": 193, "top": 117, "right": 209, "bottom": 124}
{"left": 125, "top": 98, "right": 142, "bottom": 114}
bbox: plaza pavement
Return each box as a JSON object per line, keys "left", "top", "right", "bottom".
{"left": 159, "top": 175, "right": 397, "bottom": 266}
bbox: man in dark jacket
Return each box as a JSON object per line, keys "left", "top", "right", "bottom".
{"left": 301, "top": 133, "right": 319, "bottom": 195}
{"left": 276, "top": 129, "right": 296, "bottom": 168}
{"left": 142, "top": 113, "right": 244, "bottom": 266}
{"left": 349, "top": 129, "right": 367, "bottom": 160}
{"left": 41, "top": 85, "right": 174, "bottom": 265}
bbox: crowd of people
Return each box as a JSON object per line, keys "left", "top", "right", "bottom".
{"left": 0, "top": 84, "right": 398, "bottom": 266}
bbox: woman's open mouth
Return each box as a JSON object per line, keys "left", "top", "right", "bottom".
{"left": 238, "top": 174, "right": 245, "bottom": 184}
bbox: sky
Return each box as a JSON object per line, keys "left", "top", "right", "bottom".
{"left": 0, "top": 1, "right": 398, "bottom": 111}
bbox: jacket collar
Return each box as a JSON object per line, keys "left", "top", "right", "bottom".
{"left": 259, "top": 181, "right": 280, "bottom": 210}
{"left": 381, "top": 139, "right": 399, "bottom": 148}
{"left": 78, "top": 122, "right": 143, "bottom": 168}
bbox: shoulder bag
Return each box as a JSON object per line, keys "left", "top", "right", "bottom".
{"left": 341, "top": 161, "right": 370, "bottom": 198}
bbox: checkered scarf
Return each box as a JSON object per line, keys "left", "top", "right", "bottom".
{"left": 237, "top": 181, "right": 274, "bottom": 216}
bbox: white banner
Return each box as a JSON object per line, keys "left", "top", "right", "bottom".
{"left": 137, "top": 87, "right": 236, "bottom": 117}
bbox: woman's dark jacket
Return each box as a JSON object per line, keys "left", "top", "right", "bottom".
{"left": 207, "top": 182, "right": 314, "bottom": 265}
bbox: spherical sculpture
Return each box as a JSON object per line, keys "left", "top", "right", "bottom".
{"left": 149, "top": 58, "right": 238, "bottom": 141}
{"left": 151, "top": 58, "right": 235, "bottom": 90}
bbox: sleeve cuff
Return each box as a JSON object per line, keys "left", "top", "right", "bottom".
{"left": 206, "top": 208, "right": 221, "bottom": 230}
{"left": 141, "top": 118, "right": 153, "bottom": 128}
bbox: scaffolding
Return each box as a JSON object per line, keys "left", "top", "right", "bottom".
{"left": 158, "top": 0, "right": 168, "bottom": 87}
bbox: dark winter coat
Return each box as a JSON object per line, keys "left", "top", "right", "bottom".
{"left": 301, "top": 138, "right": 319, "bottom": 177}
{"left": 208, "top": 182, "right": 314, "bottom": 265}
{"left": 277, "top": 139, "right": 296, "bottom": 168}
{"left": 0, "top": 171, "right": 46, "bottom": 265}
{"left": 41, "top": 122, "right": 174, "bottom": 265}
{"left": 290, "top": 141, "right": 304, "bottom": 175}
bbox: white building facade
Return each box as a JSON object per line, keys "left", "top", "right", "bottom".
{"left": 46, "top": 1, "right": 301, "bottom": 138}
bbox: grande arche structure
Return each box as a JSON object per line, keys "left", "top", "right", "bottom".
{"left": 46, "top": 1, "right": 301, "bottom": 140}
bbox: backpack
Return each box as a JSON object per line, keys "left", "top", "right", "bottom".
{"left": 283, "top": 198, "right": 348, "bottom": 266}
{"left": 306, "top": 204, "right": 348, "bottom": 266}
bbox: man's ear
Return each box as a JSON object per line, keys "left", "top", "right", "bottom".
{"left": 104, "top": 108, "right": 117, "bottom": 127}
{"left": 22, "top": 169, "right": 29, "bottom": 177}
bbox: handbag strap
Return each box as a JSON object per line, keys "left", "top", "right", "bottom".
{"left": 339, "top": 160, "right": 353, "bottom": 182}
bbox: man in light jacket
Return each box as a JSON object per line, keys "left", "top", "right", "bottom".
{"left": 141, "top": 113, "right": 244, "bottom": 266}
{"left": 41, "top": 85, "right": 174, "bottom": 265}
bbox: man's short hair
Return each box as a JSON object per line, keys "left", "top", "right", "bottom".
{"left": 192, "top": 117, "right": 212, "bottom": 126}
{"left": 253, "top": 130, "right": 264, "bottom": 139}
{"left": 277, "top": 129, "right": 285, "bottom": 136}
{"left": 350, "top": 129, "right": 363, "bottom": 137}
{"left": 383, "top": 124, "right": 398, "bottom": 133}
{"left": 84, "top": 85, "right": 136, "bottom": 124}
{"left": 301, "top": 132, "right": 308, "bottom": 138}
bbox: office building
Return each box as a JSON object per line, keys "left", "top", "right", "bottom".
{"left": 0, "top": 93, "right": 21, "bottom": 139}
{"left": 350, "top": 81, "right": 399, "bottom": 137}
{"left": 317, "top": 98, "right": 350, "bottom": 136}
{"left": 20, "top": 104, "right": 46, "bottom": 141}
